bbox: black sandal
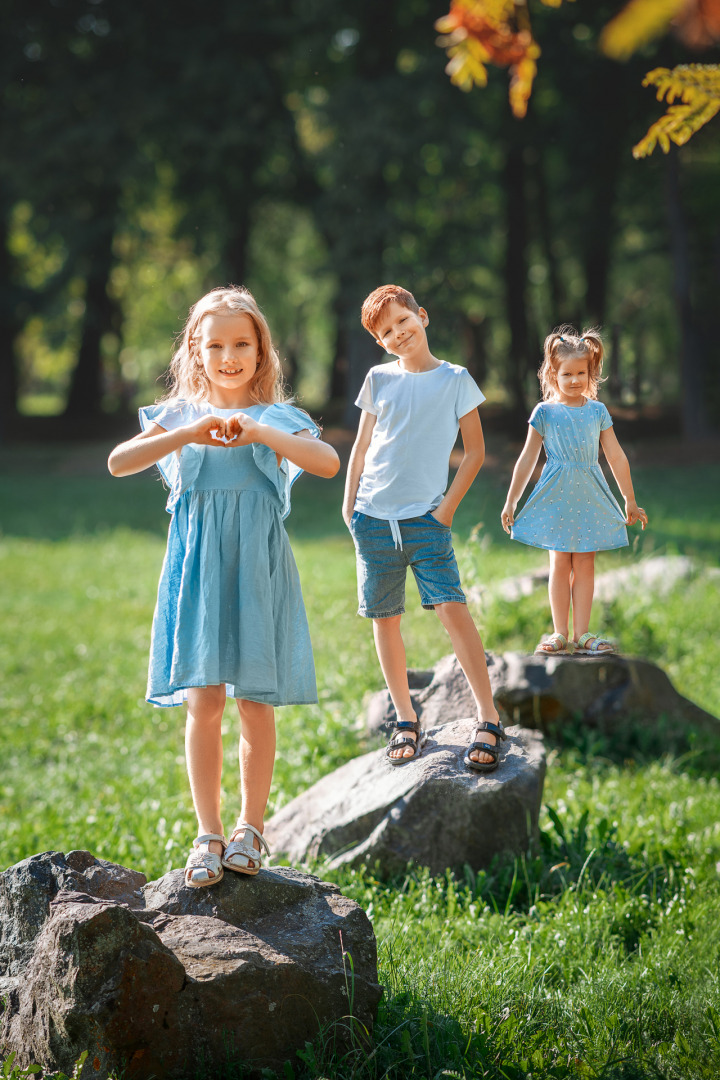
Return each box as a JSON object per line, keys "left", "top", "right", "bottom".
{"left": 464, "top": 720, "right": 506, "bottom": 774}
{"left": 386, "top": 719, "right": 426, "bottom": 766}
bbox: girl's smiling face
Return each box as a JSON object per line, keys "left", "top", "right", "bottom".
{"left": 197, "top": 312, "right": 259, "bottom": 407}
{"left": 554, "top": 356, "right": 589, "bottom": 405}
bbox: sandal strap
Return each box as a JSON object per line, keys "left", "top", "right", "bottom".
{"left": 387, "top": 735, "right": 418, "bottom": 751}
{"left": 193, "top": 833, "right": 226, "bottom": 848}
{"left": 467, "top": 741, "right": 500, "bottom": 760}
{"left": 576, "top": 632, "right": 614, "bottom": 652}
{"left": 538, "top": 633, "right": 567, "bottom": 652}
{"left": 474, "top": 721, "right": 506, "bottom": 741}
{"left": 394, "top": 719, "right": 421, "bottom": 734}
{"left": 228, "top": 822, "right": 270, "bottom": 856}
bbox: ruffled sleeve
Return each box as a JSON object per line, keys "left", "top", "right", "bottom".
{"left": 528, "top": 403, "right": 546, "bottom": 437}
{"left": 138, "top": 401, "right": 205, "bottom": 512}
{"left": 253, "top": 402, "right": 322, "bottom": 519}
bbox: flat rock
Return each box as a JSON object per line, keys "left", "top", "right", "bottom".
{"left": 0, "top": 851, "right": 381, "bottom": 1079}
{"left": 265, "top": 718, "right": 545, "bottom": 878}
{"left": 365, "top": 652, "right": 720, "bottom": 756}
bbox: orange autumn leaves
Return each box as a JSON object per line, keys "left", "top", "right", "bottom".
{"left": 435, "top": 0, "right": 550, "bottom": 119}
{"left": 436, "top": 0, "right": 720, "bottom": 148}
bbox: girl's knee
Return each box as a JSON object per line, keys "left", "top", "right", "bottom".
{"left": 237, "top": 699, "right": 275, "bottom": 728}
{"left": 187, "top": 685, "right": 226, "bottom": 721}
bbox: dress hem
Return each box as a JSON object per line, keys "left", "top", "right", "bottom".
{"left": 147, "top": 689, "right": 319, "bottom": 708}
{"left": 510, "top": 535, "right": 629, "bottom": 553}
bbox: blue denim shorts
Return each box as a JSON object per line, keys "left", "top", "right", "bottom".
{"left": 349, "top": 511, "right": 466, "bottom": 618}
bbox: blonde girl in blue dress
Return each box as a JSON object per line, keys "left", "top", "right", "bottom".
{"left": 109, "top": 286, "right": 339, "bottom": 887}
{"left": 501, "top": 327, "right": 647, "bottom": 656}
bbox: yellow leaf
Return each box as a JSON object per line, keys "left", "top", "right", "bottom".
{"left": 600, "top": 0, "right": 687, "bottom": 61}
{"left": 632, "top": 63, "right": 720, "bottom": 156}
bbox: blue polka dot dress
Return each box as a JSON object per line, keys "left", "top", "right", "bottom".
{"left": 138, "top": 400, "right": 320, "bottom": 707}
{"left": 511, "top": 400, "right": 628, "bottom": 553}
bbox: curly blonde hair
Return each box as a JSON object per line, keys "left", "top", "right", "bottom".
{"left": 538, "top": 324, "right": 605, "bottom": 401}
{"left": 161, "top": 286, "right": 287, "bottom": 405}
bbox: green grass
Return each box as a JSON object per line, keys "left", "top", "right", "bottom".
{"left": 1, "top": 447, "right": 719, "bottom": 1079}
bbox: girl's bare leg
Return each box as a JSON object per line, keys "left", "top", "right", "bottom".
{"left": 186, "top": 685, "right": 227, "bottom": 875}
{"left": 546, "top": 550, "right": 573, "bottom": 642}
{"left": 233, "top": 699, "right": 276, "bottom": 865}
{"left": 373, "top": 615, "right": 418, "bottom": 759}
{"left": 570, "top": 551, "right": 600, "bottom": 643}
{"left": 435, "top": 601, "right": 500, "bottom": 764}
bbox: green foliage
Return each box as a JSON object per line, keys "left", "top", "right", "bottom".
{"left": 633, "top": 65, "right": 720, "bottom": 158}
{"left": 0, "top": 450, "right": 719, "bottom": 1079}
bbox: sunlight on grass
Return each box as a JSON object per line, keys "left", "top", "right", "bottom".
{"left": 1, "top": 452, "right": 719, "bottom": 1079}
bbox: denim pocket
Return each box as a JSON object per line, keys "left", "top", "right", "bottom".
{"left": 426, "top": 511, "right": 451, "bottom": 530}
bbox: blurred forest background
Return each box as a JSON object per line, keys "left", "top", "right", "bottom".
{"left": 2, "top": 0, "right": 719, "bottom": 440}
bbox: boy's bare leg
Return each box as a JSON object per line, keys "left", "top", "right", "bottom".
{"left": 434, "top": 602, "right": 500, "bottom": 764}
{"left": 373, "top": 615, "right": 419, "bottom": 759}
{"left": 546, "top": 550, "right": 572, "bottom": 643}
{"left": 186, "top": 685, "right": 226, "bottom": 875}
{"left": 234, "top": 699, "right": 276, "bottom": 866}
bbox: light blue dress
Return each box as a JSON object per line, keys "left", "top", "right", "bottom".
{"left": 511, "top": 399, "right": 628, "bottom": 553}
{"left": 138, "top": 400, "right": 319, "bottom": 707}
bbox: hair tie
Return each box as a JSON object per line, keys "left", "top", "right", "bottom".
{"left": 559, "top": 335, "right": 566, "bottom": 343}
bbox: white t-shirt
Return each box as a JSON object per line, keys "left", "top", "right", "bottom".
{"left": 354, "top": 359, "right": 485, "bottom": 520}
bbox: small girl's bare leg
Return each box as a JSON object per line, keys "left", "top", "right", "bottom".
{"left": 569, "top": 551, "right": 596, "bottom": 641}
{"left": 186, "top": 685, "right": 227, "bottom": 873}
{"left": 547, "top": 550, "right": 572, "bottom": 640}
{"left": 234, "top": 699, "right": 276, "bottom": 867}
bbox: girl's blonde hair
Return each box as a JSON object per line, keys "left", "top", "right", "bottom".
{"left": 162, "top": 285, "right": 287, "bottom": 405}
{"left": 539, "top": 324, "right": 605, "bottom": 401}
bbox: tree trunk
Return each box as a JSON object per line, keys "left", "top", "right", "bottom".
{"left": 0, "top": 208, "right": 21, "bottom": 438}
{"left": 461, "top": 313, "right": 487, "bottom": 387}
{"left": 665, "top": 149, "right": 710, "bottom": 439}
{"left": 534, "top": 147, "right": 564, "bottom": 326}
{"left": 504, "top": 141, "right": 530, "bottom": 419}
{"left": 64, "top": 220, "right": 118, "bottom": 419}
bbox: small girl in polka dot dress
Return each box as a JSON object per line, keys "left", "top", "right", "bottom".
{"left": 501, "top": 326, "right": 648, "bottom": 656}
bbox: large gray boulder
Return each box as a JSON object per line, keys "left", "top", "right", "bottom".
{"left": 366, "top": 652, "right": 720, "bottom": 755}
{"left": 0, "top": 850, "right": 381, "bottom": 1079}
{"left": 265, "top": 718, "right": 545, "bottom": 878}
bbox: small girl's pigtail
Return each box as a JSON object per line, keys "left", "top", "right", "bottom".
{"left": 580, "top": 328, "right": 605, "bottom": 399}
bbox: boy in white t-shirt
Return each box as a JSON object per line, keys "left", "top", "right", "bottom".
{"left": 343, "top": 284, "right": 504, "bottom": 771}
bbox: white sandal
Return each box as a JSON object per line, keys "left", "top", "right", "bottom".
{"left": 184, "top": 833, "right": 226, "bottom": 888}
{"left": 222, "top": 822, "right": 270, "bottom": 877}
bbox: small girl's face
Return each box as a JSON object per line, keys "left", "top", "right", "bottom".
{"left": 197, "top": 312, "right": 260, "bottom": 407}
{"left": 554, "top": 356, "right": 589, "bottom": 406}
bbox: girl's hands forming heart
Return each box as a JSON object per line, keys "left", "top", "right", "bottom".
{"left": 187, "top": 414, "right": 232, "bottom": 445}
{"left": 224, "top": 412, "right": 262, "bottom": 447}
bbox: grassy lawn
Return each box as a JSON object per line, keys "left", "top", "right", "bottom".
{"left": 1, "top": 444, "right": 719, "bottom": 1079}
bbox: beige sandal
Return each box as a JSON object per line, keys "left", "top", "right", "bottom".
{"left": 222, "top": 822, "right": 270, "bottom": 877}
{"left": 535, "top": 632, "right": 568, "bottom": 655}
{"left": 575, "top": 632, "right": 616, "bottom": 655}
{"left": 184, "top": 833, "right": 226, "bottom": 888}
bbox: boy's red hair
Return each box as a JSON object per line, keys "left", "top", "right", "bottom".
{"left": 361, "top": 284, "right": 421, "bottom": 335}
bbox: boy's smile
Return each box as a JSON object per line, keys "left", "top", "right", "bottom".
{"left": 374, "top": 301, "right": 437, "bottom": 371}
